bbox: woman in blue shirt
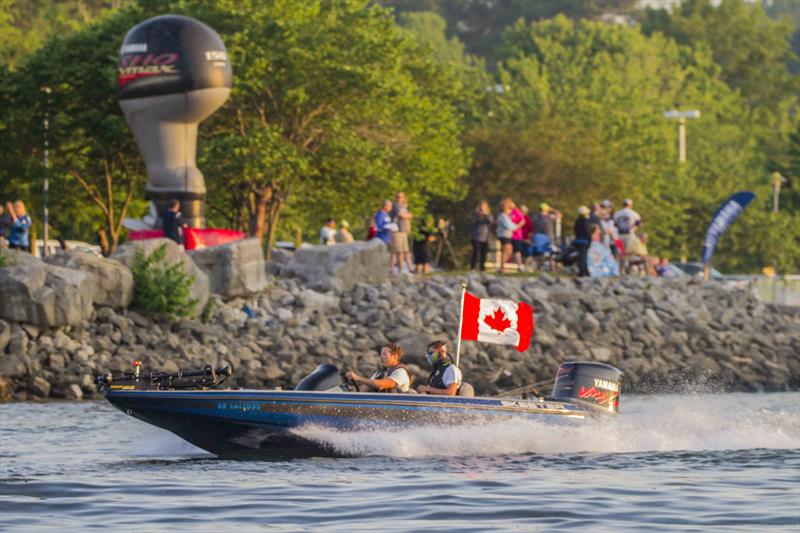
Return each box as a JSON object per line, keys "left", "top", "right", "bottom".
{"left": 8, "top": 200, "right": 32, "bottom": 251}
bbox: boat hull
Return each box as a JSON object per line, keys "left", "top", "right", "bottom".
{"left": 105, "top": 389, "right": 589, "bottom": 458}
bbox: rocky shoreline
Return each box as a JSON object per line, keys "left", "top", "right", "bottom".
{"left": 1, "top": 268, "right": 798, "bottom": 402}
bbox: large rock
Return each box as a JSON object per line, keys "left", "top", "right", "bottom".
{"left": 0, "top": 319, "right": 9, "bottom": 354}
{"left": 44, "top": 250, "right": 133, "bottom": 308}
{"left": 281, "top": 240, "right": 388, "bottom": 292}
{"left": 110, "top": 238, "right": 209, "bottom": 317}
{"left": 0, "top": 254, "right": 95, "bottom": 328}
{"left": 189, "top": 238, "right": 267, "bottom": 298}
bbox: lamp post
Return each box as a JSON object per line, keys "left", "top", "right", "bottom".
{"left": 663, "top": 109, "right": 700, "bottom": 163}
{"left": 42, "top": 85, "right": 52, "bottom": 256}
{"left": 772, "top": 172, "right": 786, "bottom": 212}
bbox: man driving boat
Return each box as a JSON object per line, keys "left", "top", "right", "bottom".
{"left": 345, "top": 343, "right": 410, "bottom": 393}
{"left": 417, "top": 340, "right": 462, "bottom": 396}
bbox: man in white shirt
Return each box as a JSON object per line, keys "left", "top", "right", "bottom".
{"left": 613, "top": 199, "right": 643, "bottom": 254}
{"left": 346, "top": 343, "right": 410, "bottom": 393}
{"left": 417, "top": 340, "right": 462, "bottom": 396}
{"left": 320, "top": 218, "right": 337, "bottom": 245}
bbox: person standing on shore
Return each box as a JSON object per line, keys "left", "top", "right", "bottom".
{"left": 335, "top": 220, "right": 354, "bottom": 243}
{"left": 469, "top": 201, "right": 493, "bottom": 271}
{"left": 390, "top": 192, "right": 414, "bottom": 274}
{"left": 0, "top": 203, "right": 12, "bottom": 248}
{"left": 573, "top": 205, "right": 592, "bottom": 277}
{"left": 510, "top": 200, "right": 526, "bottom": 272}
{"left": 161, "top": 199, "right": 185, "bottom": 245}
{"left": 8, "top": 200, "right": 32, "bottom": 252}
{"left": 613, "top": 198, "right": 642, "bottom": 254}
{"left": 320, "top": 218, "right": 337, "bottom": 245}
{"left": 374, "top": 200, "right": 393, "bottom": 246}
{"left": 412, "top": 214, "right": 436, "bottom": 274}
{"left": 496, "top": 198, "right": 521, "bottom": 273}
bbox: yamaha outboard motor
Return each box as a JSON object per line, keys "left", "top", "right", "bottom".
{"left": 552, "top": 362, "right": 622, "bottom": 414}
{"left": 117, "top": 15, "right": 232, "bottom": 227}
{"left": 295, "top": 364, "right": 342, "bottom": 391}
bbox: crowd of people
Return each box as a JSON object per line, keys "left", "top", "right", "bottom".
{"left": 0, "top": 200, "right": 32, "bottom": 252}
{"left": 4, "top": 190, "right": 663, "bottom": 280}
{"left": 321, "top": 191, "right": 438, "bottom": 275}
{"left": 479, "top": 196, "right": 664, "bottom": 277}
{"left": 318, "top": 193, "right": 667, "bottom": 278}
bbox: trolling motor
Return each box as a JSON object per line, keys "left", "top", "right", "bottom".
{"left": 95, "top": 360, "right": 233, "bottom": 393}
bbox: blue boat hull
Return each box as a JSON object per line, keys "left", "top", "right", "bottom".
{"left": 105, "top": 389, "right": 589, "bottom": 458}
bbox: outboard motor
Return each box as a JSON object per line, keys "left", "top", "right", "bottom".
{"left": 295, "top": 364, "right": 342, "bottom": 391}
{"left": 552, "top": 362, "right": 622, "bottom": 414}
{"left": 117, "top": 15, "right": 232, "bottom": 227}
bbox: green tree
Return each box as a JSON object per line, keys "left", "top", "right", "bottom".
{"left": 0, "top": 0, "right": 131, "bottom": 70}
{"left": 382, "top": 0, "right": 640, "bottom": 64}
{"left": 189, "top": 0, "right": 470, "bottom": 254}
{"left": 446, "top": 15, "right": 797, "bottom": 272}
{"left": 2, "top": 0, "right": 470, "bottom": 255}
{"left": 643, "top": 0, "right": 798, "bottom": 112}
{"left": 0, "top": 5, "right": 149, "bottom": 254}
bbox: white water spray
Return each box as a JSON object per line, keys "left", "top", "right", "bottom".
{"left": 291, "top": 393, "right": 800, "bottom": 458}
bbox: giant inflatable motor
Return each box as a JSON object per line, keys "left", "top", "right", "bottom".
{"left": 117, "top": 15, "right": 232, "bottom": 227}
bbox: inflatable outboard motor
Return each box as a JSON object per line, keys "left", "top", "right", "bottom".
{"left": 552, "top": 361, "right": 622, "bottom": 414}
{"left": 117, "top": 15, "right": 232, "bottom": 227}
{"left": 295, "top": 364, "right": 343, "bottom": 392}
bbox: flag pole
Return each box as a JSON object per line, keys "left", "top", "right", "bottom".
{"left": 455, "top": 282, "right": 467, "bottom": 366}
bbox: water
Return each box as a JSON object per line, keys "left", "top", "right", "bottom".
{"left": 1, "top": 393, "right": 798, "bottom": 532}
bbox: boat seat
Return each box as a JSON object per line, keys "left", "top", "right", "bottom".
{"left": 457, "top": 382, "right": 475, "bottom": 397}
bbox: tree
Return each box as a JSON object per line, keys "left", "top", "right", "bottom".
{"left": 381, "top": 0, "right": 640, "bottom": 65}
{"left": 643, "top": 0, "right": 798, "bottom": 112}
{"left": 0, "top": 5, "right": 148, "bottom": 254}
{"left": 0, "top": 0, "right": 131, "bottom": 71}
{"left": 188, "top": 0, "right": 470, "bottom": 255}
{"left": 441, "top": 15, "right": 795, "bottom": 272}
{"left": 1, "top": 0, "right": 470, "bottom": 255}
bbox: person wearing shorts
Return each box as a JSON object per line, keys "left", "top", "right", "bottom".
{"left": 389, "top": 191, "right": 413, "bottom": 274}
{"left": 496, "top": 198, "right": 521, "bottom": 272}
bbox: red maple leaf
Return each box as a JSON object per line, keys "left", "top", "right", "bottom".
{"left": 483, "top": 307, "right": 512, "bottom": 332}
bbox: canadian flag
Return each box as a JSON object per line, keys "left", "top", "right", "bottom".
{"left": 460, "top": 291, "right": 534, "bottom": 351}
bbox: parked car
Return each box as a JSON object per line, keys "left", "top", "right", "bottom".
{"left": 34, "top": 239, "right": 103, "bottom": 258}
{"left": 658, "top": 262, "right": 688, "bottom": 278}
{"left": 671, "top": 261, "right": 723, "bottom": 279}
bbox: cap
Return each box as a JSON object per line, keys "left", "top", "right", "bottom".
{"left": 341, "top": 220, "right": 350, "bottom": 228}
{"left": 578, "top": 205, "right": 590, "bottom": 216}
{"left": 539, "top": 202, "right": 550, "bottom": 211}
{"left": 601, "top": 199, "right": 612, "bottom": 208}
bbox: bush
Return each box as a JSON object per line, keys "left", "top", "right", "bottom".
{"left": 131, "top": 244, "right": 197, "bottom": 320}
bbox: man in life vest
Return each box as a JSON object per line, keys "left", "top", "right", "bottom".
{"left": 345, "top": 343, "right": 411, "bottom": 393}
{"left": 417, "top": 340, "right": 463, "bottom": 396}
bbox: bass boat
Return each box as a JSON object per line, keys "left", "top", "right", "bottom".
{"left": 95, "top": 361, "right": 622, "bottom": 458}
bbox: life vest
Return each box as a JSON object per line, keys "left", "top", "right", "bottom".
{"left": 427, "top": 357, "right": 458, "bottom": 390}
{"left": 373, "top": 363, "right": 411, "bottom": 393}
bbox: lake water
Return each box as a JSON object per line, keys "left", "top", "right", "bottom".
{"left": 1, "top": 393, "right": 798, "bottom": 531}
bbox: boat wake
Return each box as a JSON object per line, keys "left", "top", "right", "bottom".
{"left": 291, "top": 393, "right": 800, "bottom": 458}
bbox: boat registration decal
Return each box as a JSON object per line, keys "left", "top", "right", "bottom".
{"left": 217, "top": 400, "right": 264, "bottom": 412}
